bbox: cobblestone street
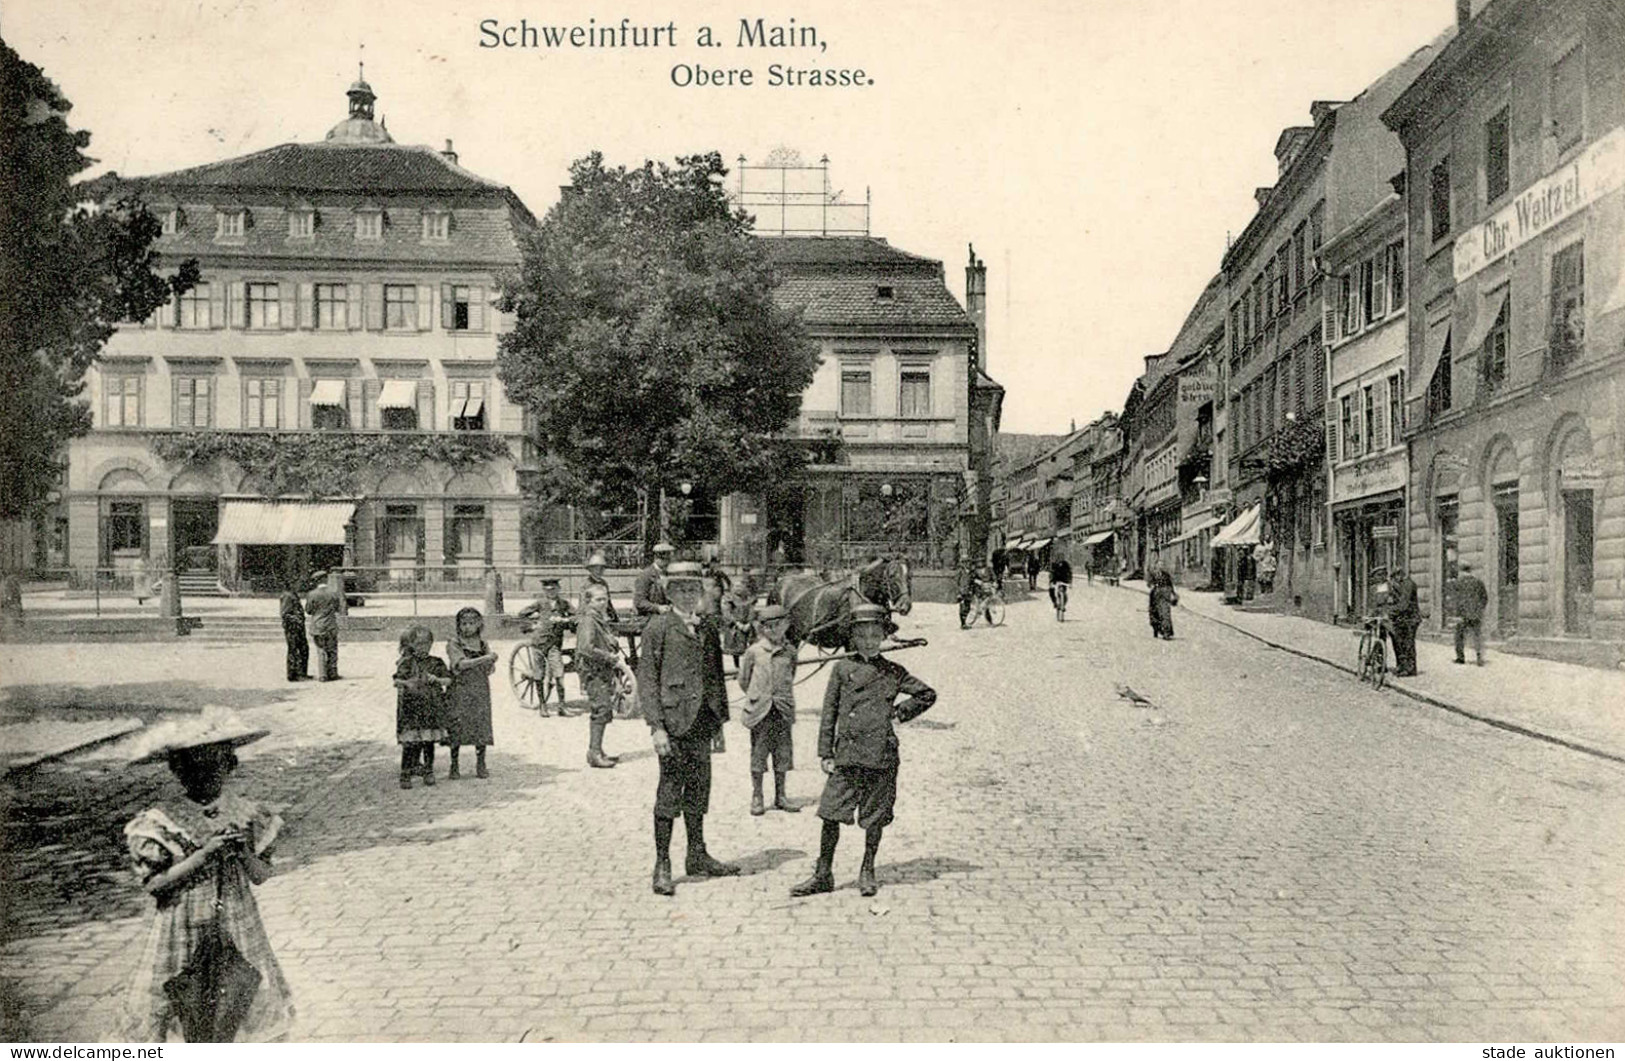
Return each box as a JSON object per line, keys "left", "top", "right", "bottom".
{"left": 4, "top": 584, "right": 1623, "bottom": 1042}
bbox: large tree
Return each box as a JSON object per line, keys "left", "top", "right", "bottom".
{"left": 496, "top": 152, "right": 818, "bottom": 536}
{"left": 0, "top": 40, "right": 196, "bottom": 522}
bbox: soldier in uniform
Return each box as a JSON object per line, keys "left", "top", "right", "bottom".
{"left": 639, "top": 561, "right": 739, "bottom": 896}
{"left": 579, "top": 553, "right": 621, "bottom": 623}
{"left": 791, "top": 604, "right": 936, "bottom": 899}
{"left": 633, "top": 542, "right": 674, "bottom": 616}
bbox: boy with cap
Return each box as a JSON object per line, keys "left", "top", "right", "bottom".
{"left": 517, "top": 578, "right": 573, "bottom": 714}
{"left": 577, "top": 582, "right": 623, "bottom": 768}
{"left": 737, "top": 604, "right": 798, "bottom": 816}
{"left": 639, "top": 560, "right": 739, "bottom": 895}
{"left": 791, "top": 603, "right": 936, "bottom": 898}
{"left": 579, "top": 553, "right": 621, "bottom": 623}
{"left": 634, "top": 542, "right": 674, "bottom": 616}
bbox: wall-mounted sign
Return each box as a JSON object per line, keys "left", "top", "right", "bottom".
{"left": 1561, "top": 458, "right": 1606, "bottom": 492}
{"left": 740, "top": 513, "right": 758, "bottom": 526}
{"left": 1371, "top": 525, "right": 1399, "bottom": 541}
{"left": 1454, "top": 125, "right": 1625, "bottom": 282}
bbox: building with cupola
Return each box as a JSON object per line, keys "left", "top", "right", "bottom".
{"left": 69, "top": 76, "right": 537, "bottom": 594}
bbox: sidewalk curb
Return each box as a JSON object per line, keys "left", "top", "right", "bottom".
{"left": 1114, "top": 582, "right": 1625, "bottom": 767}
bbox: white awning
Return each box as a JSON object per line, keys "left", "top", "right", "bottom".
{"left": 378, "top": 380, "right": 417, "bottom": 409}
{"left": 1464, "top": 290, "right": 1508, "bottom": 356}
{"left": 1170, "top": 514, "right": 1223, "bottom": 544}
{"left": 454, "top": 396, "right": 484, "bottom": 419}
{"left": 1029, "top": 538, "right": 1052, "bottom": 550}
{"left": 213, "top": 501, "right": 356, "bottom": 545}
{"left": 310, "top": 379, "right": 346, "bottom": 407}
{"left": 1081, "top": 531, "right": 1115, "bottom": 546}
{"left": 1210, "top": 504, "right": 1263, "bottom": 548}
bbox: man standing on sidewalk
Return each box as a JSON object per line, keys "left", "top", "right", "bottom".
{"left": 305, "top": 572, "right": 342, "bottom": 681}
{"left": 279, "top": 583, "right": 310, "bottom": 682}
{"left": 1450, "top": 562, "right": 1489, "bottom": 666}
{"left": 1385, "top": 565, "right": 1421, "bottom": 677}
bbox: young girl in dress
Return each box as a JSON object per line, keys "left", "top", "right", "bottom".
{"left": 395, "top": 625, "right": 451, "bottom": 788}
{"left": 117, "top": 709, "right": 294, "bottom": 1042}
{"left": 443, "top": 607, "right": 497, "bottom": 779}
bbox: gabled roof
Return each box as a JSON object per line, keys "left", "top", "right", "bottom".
{"left": 765, "top": 236, "right": 975, "bottom": 332}
{"left": 129, "top": 141, "right": 511, "bottom": 196}
{"left": 760, "top": 236, "right": 941, "bottom": 270}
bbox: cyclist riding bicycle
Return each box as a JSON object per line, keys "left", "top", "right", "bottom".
{"left": 957, "top": 562, "right": 990, "bottom": 629}
{"left": 1047, "top": 556, "right": 1073, "bottom": 611}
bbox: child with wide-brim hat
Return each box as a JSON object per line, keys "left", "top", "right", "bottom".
{"left": 117, "top": 708, "right": 294, "bottom": 1041}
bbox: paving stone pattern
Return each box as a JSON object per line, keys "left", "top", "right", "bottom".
{"left": 2, "top": 586, "right": 1621, "bottom": 1041}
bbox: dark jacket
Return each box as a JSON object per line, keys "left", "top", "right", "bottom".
{"left": 278, "top": 590, "right": 305, "bottom": 628}
{"left": 518, "top": 595, "right": 573, "bottom": 651}
{"left": 817, "top": 655, "right": 936, "bottom": 769}
{"left": 1450, "top": 573, "right": 1488, "bottom": 620}
{"left": 1050, "top": 559, "right": 1073, "bottom": 585}
{"left": 578, "top": 575, "right": 620, "bottom": 623}
{"left": 638, "top": 610, "right": 727, "bottom": 739}
{"left": 633, "top": 564, "right": 669, "bottom": 616}
{"left": 574, "top": 607, "right": 621, "bottom": 676}
{"left": 1386, "top": 574, "right": 1420, "bottom": 623}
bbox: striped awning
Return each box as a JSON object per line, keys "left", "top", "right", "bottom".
{"left": 378, "top": 380, "right": 417, "bottom": 409}
{"left": 213, "top": 501, "right": 356, "bottom": 545}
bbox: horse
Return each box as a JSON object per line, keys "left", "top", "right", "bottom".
{"left": 769, "top": 556, "right": 912, "bottom": 650}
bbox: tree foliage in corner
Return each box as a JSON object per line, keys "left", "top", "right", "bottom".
{"left": 496, "top": 151, "right": 818, "bottom": 522}
{"left": 0, "top": 40, "right": 198, "bottom": 521}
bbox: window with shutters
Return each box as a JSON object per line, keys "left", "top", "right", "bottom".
{"left": 1276, "top": 244, "right": 1291, "bottom": 312}
{"left": 356, "top": 210, "right": 382, "bottom": 240}
{"left": 1430, "top": 157, "right": 1452, "bottom": 242}
{"left": 1294, "top": 344, "right": 1309, "bottom": 416}
{"left": 103, "top": 375, "right": 143, "bottom": 427}
{"left": 1362, "top": 384, "right": 1376, "bottom": 455}
{"left": 1339, "top": 394, "right": 1356, "bottom": 463}
{"left": 1387, "top": 371, "right": 1404, "bottom": 445}
{"left": 288, "top": 210, "right": 314, "bottom": 239}
{"left": 840, "top": 369, "right": 872, "bottom": 416}
{"left": 1230, "top": 304, "right": 1241, "bottom": 361}
{"left": 1339, "top": 274, "right": 1358, "bottom": 339}
{"left": 1309, "top": 202, "right": 1324, "bottom": 272}
{"left": 1265, "top": 260, "right": 1278, "bottom": 321}
{"left": 178, "top": 283, "right": 211, "bottom": 329}
{"left": 174, "top": 377, "right": 211, "bottom": 428}
{"left": 315, "top": 284, "right": 347, "bottom": 329}
{"left": 1264, "top": 365, "right": 1277, "bottom": 434}
{"left": 244, "top": 378, "right": 281, "bottom": 429}
{"left": 1551, "top": 45, "right": 1584, "bottom": 155}
{"left": 1366, "top": 255, "right": 1387, "bottom": 325}
{"left": 1482, "top": 298, "right": 1510, "bottom": 390}
{"left": 383, "top": 284, "right": 417, "bottom": 330}
{"left": 448, "top": 285, "right": 473, "bottom": 331}
{"left": 1485, "top": 107, "right": 1510, "bottom": 204}
{"left": 451, "top": 380, "right": 487, "bottom": 431}
{"left": 1427, "top": 336, "right": 1453, "bottom": 420}
{"left": 1549, "top": 240, "right": 1585, "bottom": 369}
{"left": 1387, "top": 241, "right": 1406, "bottom": 310}
{"left": 246, "top": 282, "right": 280, "bottom": 329}
{"left": 1292, "top": 224, "right": 1307, "bottom": 294}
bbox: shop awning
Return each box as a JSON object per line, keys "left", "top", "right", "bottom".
{"left": 1081, "top": 531, "right": 1115, "bottom": 546}
{"left": 213, "top": 501, "right": 356, "bottom": 546}
{"left": 1464, "top": 289, "right": 1508, "bottom": 357}
{"left": 451, "top": 396, "right": 485, "bottom": 419}
{"left": 309, "top": 379, "right": 346, "bottom": 407}
{"left": 1029, "top": 538, "right": 1052, "bottom": 550}
{"left": 1210, "top": 504, "right": 1262, "bottom": 548}
{"left": 1170, "top": 513, "right": 1223, "bottom": 544}
{"left": 378, "top": 380, "right": 417, "bottom": 409}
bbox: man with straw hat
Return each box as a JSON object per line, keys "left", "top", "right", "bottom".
{"left": 790, "top": 603, "right": 936, "bottom": 899}
{"left": 639, "top": 560, "right": 739, "bottom": 895}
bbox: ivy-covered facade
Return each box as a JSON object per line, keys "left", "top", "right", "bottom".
{"left": 68, "top": 77, "right": 537, "bottom": 592}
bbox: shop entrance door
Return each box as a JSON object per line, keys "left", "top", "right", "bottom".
{"left": 171, "top": 498, "right": 219, "bottom": 573}
{"left": 1493, "top": 483, "right": 1519, "bottom": 637}
{"left": 1563, "top": 490, "right": 1594, "bottom": 636}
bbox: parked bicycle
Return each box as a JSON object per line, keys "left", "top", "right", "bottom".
{"left": 1356, "top": 614, "right": 1390, "bottom": 689}
{"left": 506, "top": 616, "right": 639, "bottom": 718}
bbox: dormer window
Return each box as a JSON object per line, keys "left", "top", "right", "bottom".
{"left": 876, "top": 285, "right": 895, "bottom": 301}
{"left": 422, "top": 211, "right": 451, "bottom": 242}
{"left": 215, "top": 209, "right": 246, "bottom": 240}
{"left": 355, "top": 209, "right": 382, "bottom": 240}
{"left": 159, "top": 208, "right": 180, "bottom": 235}
{"left": 288, "top": 208, "right": 315, "bottom": 239}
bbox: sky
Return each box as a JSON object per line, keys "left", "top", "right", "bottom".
{"left": 5, "top": 0, "right": 1456, "bottom": 435}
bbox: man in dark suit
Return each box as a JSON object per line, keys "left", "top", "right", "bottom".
{"left": 633, "top": 541, "right": 674, "bottom": 617}
{"left": 1449, "top": 561, "right": 1489, "bottom": 666}
{"left": 639, "top": 561, "right": 739, "bottom": 896}
{"left": 1385, "top": 564, "right": 1421, "bottom": 677}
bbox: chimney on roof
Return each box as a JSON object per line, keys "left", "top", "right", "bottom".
{"left": 1255, "top": 186, "right": 1273, "bottom": 208}
{"left": 441, "top": 139, "right": 459, "bottom": 165}
{"left": 1274, "top": 126, "right": 1314, "bottom": 176}
{"left": 965, "top": 243, "right": 988, "bottom": 371}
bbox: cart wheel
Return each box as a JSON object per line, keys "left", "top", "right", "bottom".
{"left": 508, "top": 642, "right": 544, "bottom": 710}
{"left": 984, "top": 596, "right": 1007, "bottom": 627}
{"left": 612, "top": 659, "right": 639, "bottom": 720}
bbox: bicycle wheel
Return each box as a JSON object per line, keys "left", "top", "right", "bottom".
{"left": 1369, "top": 641, "right": 1388, "bottom": 690}
{"left": 1357, "top": 631, "right": 1375, "bottom": 682}
{"left": 508, "top": 642, "right": 544, "bottom": 709}
{"left": 611, "top": 658, "right": 639, "bottom": 719}
{"left": 984, "top": 595, "right": 1006, "bottom": 627}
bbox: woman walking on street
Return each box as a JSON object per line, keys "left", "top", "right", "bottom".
{"left": 1148, "top": 566, "right": 1178, "bottom": 639}
{"left": 117, "top": 709, "right": 294, "bottom": 1042}
{"left": 443, "top": 607, "right": 497, "bottom": 779}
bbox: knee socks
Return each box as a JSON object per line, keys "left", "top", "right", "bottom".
{"left": 818, "top": 819, "right": 841, "bottom": 869}
{"left": 862, "top": 826, "right": 883, "bottom": 871}
{"left": 654, "top": 816, "right": 675, "bottom": 863}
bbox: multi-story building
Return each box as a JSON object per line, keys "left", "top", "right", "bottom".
{"left": 1383, "top": 0, "right": 1625, "bottom": 657}
{"left": 1081, "top": 418, "right": 1127, "bottom": 571}
{"left": 988, "top": 432, "right": 1064, "bottom": 559}
{"left": 1222, "top": 108, "right": 1335, "bottom": 617}
{"left": 74, "top": 78, "right": 535, "bottom": 593}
